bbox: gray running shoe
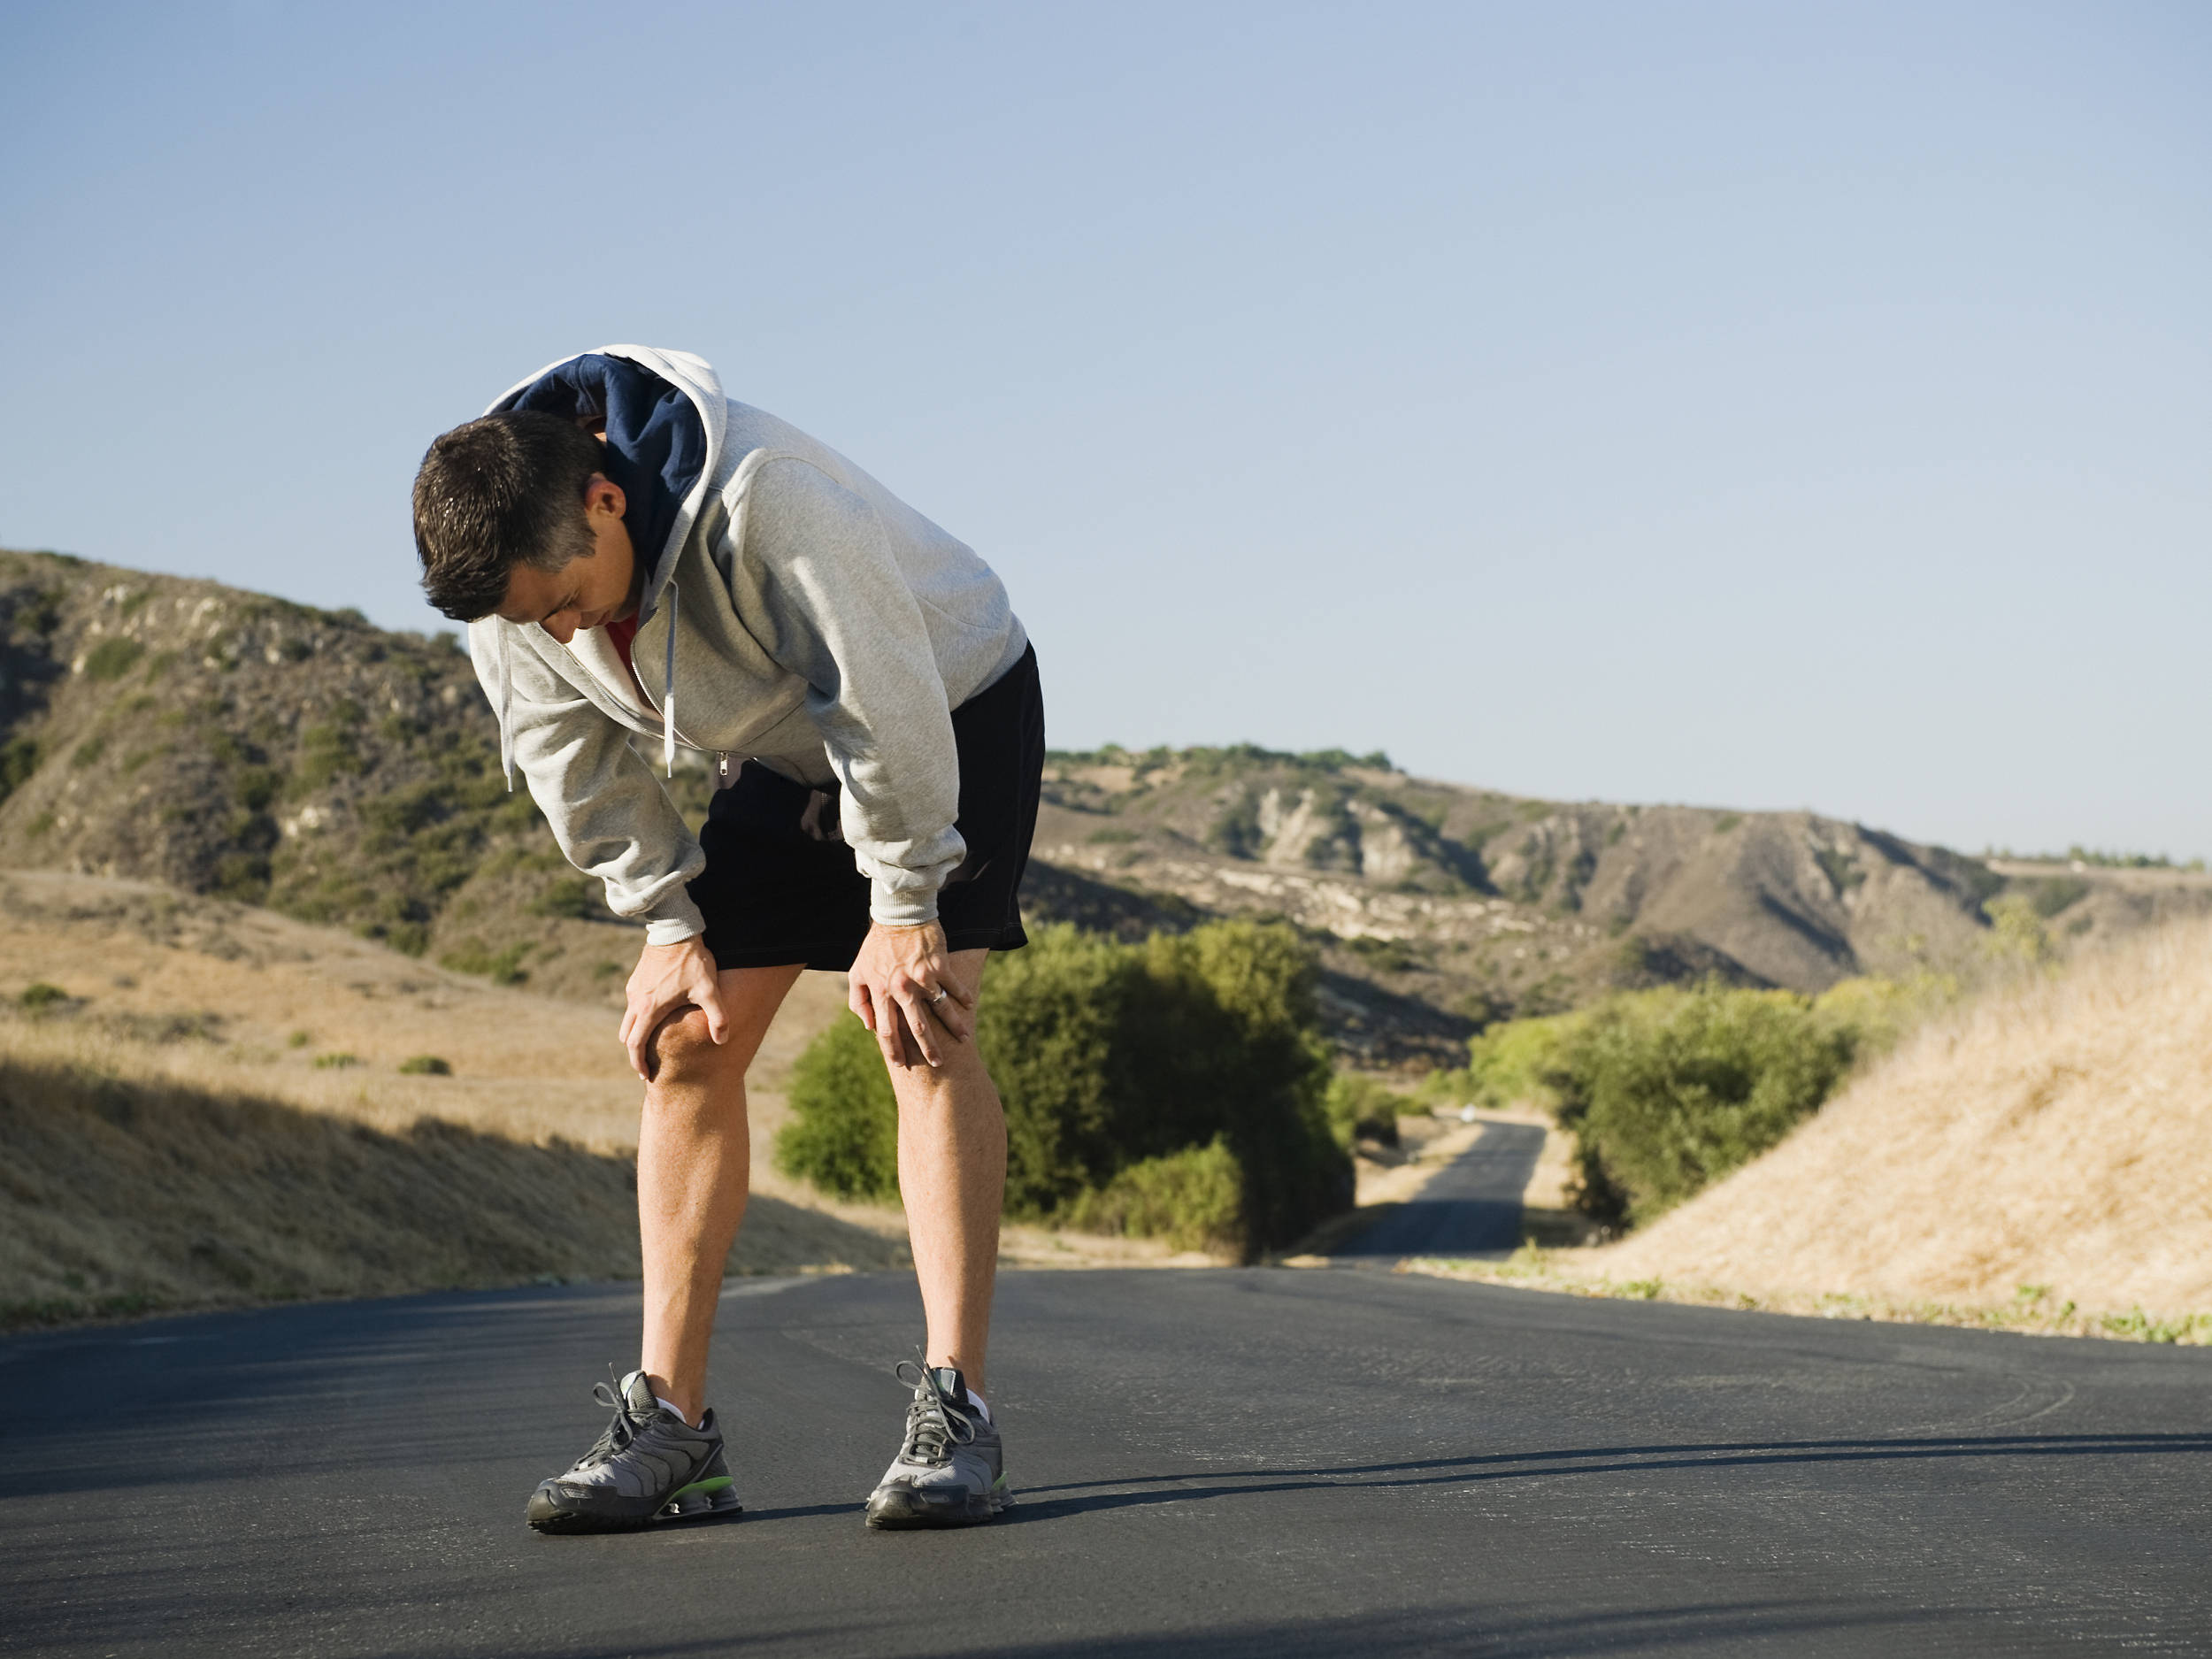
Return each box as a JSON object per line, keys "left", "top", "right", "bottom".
{"left": 525, "top": 1370, "right": 741, "bottom": 1534}
{"left": 864, "top": 1357, "right": 1012, "bottom": 1529}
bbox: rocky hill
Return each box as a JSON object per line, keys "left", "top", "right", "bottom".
{"left": 1025, "top": 748, "right": 2212, "bottom": 1060}
{"left": 5, "top": 549, "right": 2202, "bottom": 1064}
{"left": 0, "top": 549, "right": 683, "bottom": 1002}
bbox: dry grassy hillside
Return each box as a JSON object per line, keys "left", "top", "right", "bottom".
{"left": 0, "top": 868, "right": 911, "bottom": 1324}
{"left": 1582, "top": 916, "right": 2212, "bottom": 1323}
{"left": 0, "top": 867, "right": 857, "bottom": 1153}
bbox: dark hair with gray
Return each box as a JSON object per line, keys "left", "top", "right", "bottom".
{"left": 412, "top": 411, "right": 604, "bottom": 621}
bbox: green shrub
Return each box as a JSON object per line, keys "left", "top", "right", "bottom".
{"left": 777, "top": 1015, "right": 901, "bottom": 1200}
{"left": 311, "top": 1053, "right": 361, "bottom": 1070}
{"left": 1063, "top": 1138, "right": 1244, "bottom": 1253}
{"left": 1454, "top": 1010, "right": 1588, "bottom": 1113}
{"left": 1131, "top": 921, "right": 1346, "bottom": 1251}
{"left": 775, "top": 920, "right": 1348, "bottom": 1257}
{"left": 2021, "top": 875, "right": 2091, "bottom": 918}
{"left": 1208, "top": 791, "right": 1262, "bottom": 858}
{"left": 529, "top": 876, "right": 600, "bottom": 920}
{"left": 1550, "top": 986, "right": 1856, "bottom": 1227}
{"left": 12, "top": 587, "right": 63, "bottom": 636}
{"left": 234, "top": 767, "right": 283, "bottom": 812}
{"left": 294, "top": 723, "right": 364, "bottom": 790}
{"left": 81, "top": 637, "right": 144, "bottom": 681}
{"left": 211, "top": 851, "right": 271, "bottom": 902}
{"left": 397, "top": 1055, "right": 452, "bottom": 1076}
{"left": 19, "top": 983, "right": 68, "bottom": 1012}
{"left": 1814, "top": 847, "right": 1864, "bottom": 895}
{"left": 0, "top": 736, "right": 41, "bottom": 803}
{"left": 1809, "top": 972, "right": 1957, "bottom": 1060}
{"left": 1323, "top": 1074, "right": 1404, "bottom": 1148}
{"left": 1982, "top": 894, "right": 2056, "bottom": 967}
{"left": 439, "top": 940, "right": 532, "bottom": 985}
{"left": 1346, "top": 934, "right": 1424, "bottom": 973}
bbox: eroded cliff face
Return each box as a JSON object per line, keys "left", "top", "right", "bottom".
{"left": 1481, "top": 805, "right": 2007, "bottom": 989}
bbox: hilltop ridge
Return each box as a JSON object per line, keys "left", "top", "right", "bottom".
{"left": 1022, "top": 745, "right": 2210, "bottom": 1057}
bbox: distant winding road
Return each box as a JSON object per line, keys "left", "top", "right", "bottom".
{"left": 4, "top": 1259, "right": 2208, "bottom": 1656}
{"left": 1333, "top": 1119, "right": 1549, "bottom": 1261}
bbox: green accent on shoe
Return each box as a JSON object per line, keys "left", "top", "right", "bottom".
{"left": 671, "top": 1476, "right": 734, "bottom": 1500}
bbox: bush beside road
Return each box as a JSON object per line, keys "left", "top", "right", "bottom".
{"left": 779, "top": 920, "right": 1350, "bottom": 1260}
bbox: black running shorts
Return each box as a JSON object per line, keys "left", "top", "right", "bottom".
{"left": 687, "top": 645, "right": 1044, "bottom": 973}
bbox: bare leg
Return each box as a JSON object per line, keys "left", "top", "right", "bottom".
{"left": 888, "top": 948, "right": 1006, "bottom": 1394}
{"left": 637, "top": 963, "right": 804, "bottom": 1425}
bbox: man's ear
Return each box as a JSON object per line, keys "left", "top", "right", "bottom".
{"left": 583, "top": 474, "right": 626, "bottom": 519}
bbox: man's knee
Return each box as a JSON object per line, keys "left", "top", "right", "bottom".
{"left": 646, "top": 1006, "right": 736, "bottom": 1086}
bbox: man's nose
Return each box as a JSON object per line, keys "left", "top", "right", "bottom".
{"left": 542, "top": 614, "right": 577, "bottom": 644}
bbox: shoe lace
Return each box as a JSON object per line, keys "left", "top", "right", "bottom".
{"left": 576, "top": 1366, "right": 645, "bottom": 1471}
{"left": 893, "top": 1354, "right": 976, "bottom": 1467}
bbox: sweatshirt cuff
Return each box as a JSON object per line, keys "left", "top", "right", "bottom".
{"left": 869, "top": 878, "right": 941, "bottom": 929}
{"left": 642, "top": 891, "right": 708, "bottom": 947}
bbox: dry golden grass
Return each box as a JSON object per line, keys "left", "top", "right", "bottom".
{"left": 0, "top": 1052, "right": 920, "bottom": 1324}
{"left": 0, "top": 867, "right": 852, "bottom": 1154}
{"left": 1417, "top": 915, "right": 2212, "bottom": 1340}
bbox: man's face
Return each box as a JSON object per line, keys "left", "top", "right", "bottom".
{"left": 494, "top": 476, "right": 636, "bottom": 644}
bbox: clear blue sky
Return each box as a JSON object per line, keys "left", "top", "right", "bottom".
{"left": 4, "top": 2, "right": 2206, "bottom": 858}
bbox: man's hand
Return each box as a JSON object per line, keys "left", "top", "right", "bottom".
{"left": 620, "top": 937, "right": 729, "bottom": 1080}
{"left": 849, "top": 920, "right": 974, "bottom": 1070}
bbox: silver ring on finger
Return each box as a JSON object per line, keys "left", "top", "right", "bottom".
{"left": 928, "top": 987, "right": 949, "bottom": 1005}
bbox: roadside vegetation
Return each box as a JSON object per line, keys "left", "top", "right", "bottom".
{"left": 778, "top": 920, "right": 1350, "bottom": 1259}
{"left": 1421, "top": 973, "right": 1959, "bottom": 1230}
{"left": 1411, "top": 875, "right": 2124, "bottom": 1233}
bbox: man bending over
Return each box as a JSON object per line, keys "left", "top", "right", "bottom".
{"left": 411, "top": 345, "right": 1041, "bottom": 1533}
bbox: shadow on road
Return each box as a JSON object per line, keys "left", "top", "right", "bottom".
{"left": 407, "top": 1598, "right": 1999, "bottom": 1659}
{"left": 998, "top": 1430, "right": 2212, "bottom": 1524}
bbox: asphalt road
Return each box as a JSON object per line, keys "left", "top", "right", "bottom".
{"left": 5, "top": 1266, "right": 2209, "bottom": 1658}
{"left": 1335, "top": 1121, "right": 1548, "bottom": 1259}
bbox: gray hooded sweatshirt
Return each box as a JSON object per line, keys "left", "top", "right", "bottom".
{"left": 466, "top": 345, "right": 1028, "bottom": 944}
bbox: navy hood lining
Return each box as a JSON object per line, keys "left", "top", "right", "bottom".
{"left": 498, "top": 353, "right": 708, "bottom": 612}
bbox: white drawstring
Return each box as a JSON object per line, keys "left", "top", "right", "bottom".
{"left": 496, "top": 626, "right": 516, "bottom": 791}
{"left": 661, "top": 578, "right": 680, "bottom": 779}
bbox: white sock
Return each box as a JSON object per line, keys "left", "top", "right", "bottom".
{"left": 965, "top": 1388, "right": 991, "bottom": 1425}
{"left": 655, "top": 1395, "right": 700, "bottom": 1428}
